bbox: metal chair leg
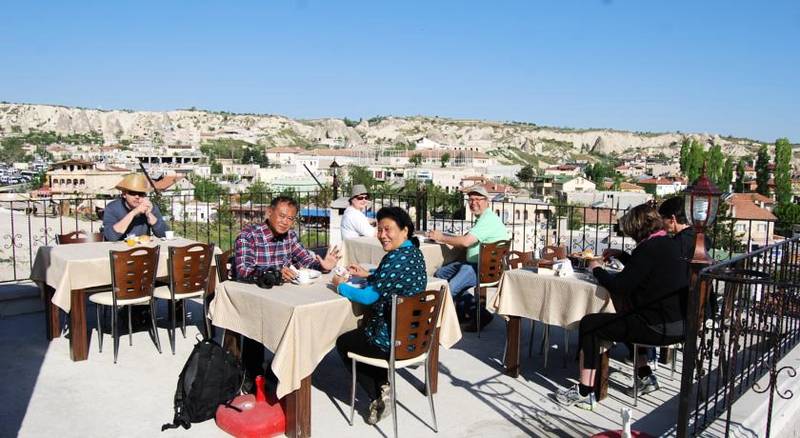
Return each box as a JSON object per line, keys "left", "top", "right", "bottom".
{"left": 633, "top": 343, "right": 639, "bottom": 407}
{"left": 180, "top": 300, "right": 187, "bottom": 338}
{"left": 112, "top": 305, "right": 119, "bottom": 364}
{"left": 127, "top": 306, "right": 133, "bottom": 346}
{"left": 425, "top": 358, "right": 438, "bottom": 432}
{"left": 390, "top": 367, "right": 398, "bottom": 438}
{"left": 671, "top": 345, "right": 677, "bottom": 379}
{"left": 169, "top": 300, "right": 176, "bottom": 355}
{"left": 475, "top": 289, "right": 482, "bottom": 338}
{"left": 202, "top": 297, "right": 211, "bottom": 339}
{"left": 563, "top": 329, "right": 569, "bottom": 368}
{"left": 150, "top": 300, "right": 162, "bottom": 354}
{"left": 349, "top": 358, "right": 357, "bottom": 426}
{"left": 95, "top": 304, "right": 103, "bottom": 353}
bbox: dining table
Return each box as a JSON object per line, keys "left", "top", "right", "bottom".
{"left": 209, "top": 273, "right": 462, "bottom": 438}
{"left": 341, "top": 235, "right": 465, "bottom": 276}
{"left": 489, "top": 267, "right": 616, "bottom": 400}
{"left": 30, "top": 237, "right": 218, "bottom": 361}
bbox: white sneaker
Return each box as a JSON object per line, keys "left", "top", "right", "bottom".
{"left": 554, "top": 384, "right": 596, "bottom": 411}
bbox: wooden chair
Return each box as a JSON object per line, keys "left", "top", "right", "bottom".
{"left": 475, "top": 240, "right": 511, "bottom": 337}
{"left": 56, "top": 231, "right": 104, "bottom": 245}
{"left": 347, "top": 286, "right": 446, "bottom": 438}
{"left": 154, "top": 243, "right": 215, "bottom": 353}
{"left": 506, "top": 250, "right": 535, "bottom": 269}
{"left": 216, "top": 249, "right": 234, "bottom": 283}
{"left": 89, "top": 246, "right": 161, "bottom": 363}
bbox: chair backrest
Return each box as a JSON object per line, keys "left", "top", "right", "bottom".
{"left": 57, "top": 231, "right": 104, "bottom": 245}
{"left": 478, "top": 240, "right": 511, "bottom": 285}
{"left": 109, "top": 246, "right": 160, "bottom": 302}
{"left": 506, "top": 250, "right": 535, "bottom": 269}
{"left": 390, "top": 286, "right": 446, "bottom": 362}
{"left": 216, "top": 249, "right": 233, "bottom": 282}
{"left": 168, "top": 243, "right": 215, "bottom": 296}
{"left": 541, "top": 245, "right": 567, "bottom": 261}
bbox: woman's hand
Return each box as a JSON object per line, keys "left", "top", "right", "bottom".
{"left": 602, "top": 248, "right": 625, "bottom": 261}
{"left": 347, "top": 264, "right": 370, "bottom": 278}
{"left": 588, "top": 259, "right": 604, "bottom": 271}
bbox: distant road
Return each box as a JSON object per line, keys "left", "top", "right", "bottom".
{"left": 0, "top": 184, "right": 27, "bottom": 193}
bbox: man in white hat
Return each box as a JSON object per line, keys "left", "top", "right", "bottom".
{"left": 426, "top": 185, "right": 508, "bottom": 330}
{"left": 340, "top": 184, "right": 376, "bottom": 240}
{"left": 102, "top": 173, "right": 169, "bottom": 241}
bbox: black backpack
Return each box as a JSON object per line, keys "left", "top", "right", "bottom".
{"left": 162, "top": 338, "right": 243, "bottom": 431}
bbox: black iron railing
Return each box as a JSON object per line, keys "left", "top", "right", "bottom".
{"left": 677, "top": 237, "right": 800, "bottom": 437}
{"left": 0, "top": 189, "right": 776, "bottom": 284}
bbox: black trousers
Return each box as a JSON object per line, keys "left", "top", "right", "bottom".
{"left": 579, "top": 312, "right": 683, "bottom": 369}
{"left": 336, "top": 329, "right": 389, "bottom": 400}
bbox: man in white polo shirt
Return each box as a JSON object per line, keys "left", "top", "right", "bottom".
{"left": 427, "top": 185, "right": 508, "bottom": 330}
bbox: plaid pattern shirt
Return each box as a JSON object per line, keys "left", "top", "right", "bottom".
{"left": 234, "top": 222, "right": 318, "bottom": 279}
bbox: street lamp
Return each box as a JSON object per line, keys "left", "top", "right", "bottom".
{"left": 330, "top": 160, "right": 341, "bottom": 199}
{"left": 684, "top": 163, "right": 722, "bottom": 265}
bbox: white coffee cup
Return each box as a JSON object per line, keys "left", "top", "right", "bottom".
{"left": 164, "top": 230, "right": 175, "bottom": 240}
{"left": 296, "top": 269, "right": 310, "bottom": 284}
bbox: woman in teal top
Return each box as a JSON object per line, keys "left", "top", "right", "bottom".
{"left": 335, "top": 206, "right": 427, "bottom": 425}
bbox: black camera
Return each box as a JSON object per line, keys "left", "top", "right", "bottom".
{"left": 251, "top": 266, "right": 284, "bottom": 289}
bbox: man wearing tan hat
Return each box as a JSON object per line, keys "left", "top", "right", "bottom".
{"left": 102, "top": 173, "right": 169, "bottom": 241}
{"left": 340, "top": 184, "right": 376, "bottom": 240}
{"left": 426, "top": 185, "right": 508, "bottom": 331}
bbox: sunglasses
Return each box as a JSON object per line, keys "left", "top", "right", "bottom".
{"left": 126, "top": 191, "right": 147, "bottom": 198}
{"left": 354, "top": 195, "right": 369, "bottom": 201}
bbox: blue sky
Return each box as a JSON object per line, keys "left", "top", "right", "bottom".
{"left": 1, "top": 0, "right": 798, "bottom": 142}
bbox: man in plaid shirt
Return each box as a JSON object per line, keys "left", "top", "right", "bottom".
{"left": 235, "top": 196, "right": 341, "bottom": 282}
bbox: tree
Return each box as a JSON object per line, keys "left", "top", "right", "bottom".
{"left": 440, "top": 152, "right": 451, "bottom": 168}
{"left": 706, "top": 144, "right": 724, "bottom": 186}
{"left": 516, "top": 165, "right": 535, "bottom": 186}
{"left": 755, "top": 144, "right": 770, "bottom": 196}
{"left": 774, "top": 202, "right": 800, "bottom": 237}
{"left": 720, "top": 157, "right": 735, "bottom": 192}
{"left": 734, "top": 158, "right": 746, "bottom": 193}
{"left": 686, "top": 140, "right": 706, "bottom": 182}
{"left": 192, "top": 176, "right": 224, "bottom": 202}
{"left": 409, "top": 153, "right": 423, "bottom": 167}
{"left": 346, "top": 164, "right": 378, "bottom": 192}
{"left": 774, "top": 137, "right": 792, "bottom": 204}
{"left": 210, "top": 160, "right": 222, "bottom": 174}
{"left": 241, "top": 180, "right": 270, "bottom": 204}
{"left": 612, "top": 174, "right": 623, "bottom": 191}
{"left": 679, "top": 139, "right": 691, "bottom": 173}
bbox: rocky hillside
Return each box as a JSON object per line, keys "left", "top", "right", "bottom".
{"left": 0, "top": 103, "right": 761, "bottom": 163}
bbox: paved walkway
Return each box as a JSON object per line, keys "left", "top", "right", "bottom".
{"left": 1, "top": 301, "right": 698, "bottom": 438}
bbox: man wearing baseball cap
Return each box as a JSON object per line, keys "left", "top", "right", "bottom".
{"left": 426, "top": 185, "right": 508, "bottom": 331}
{"left": 102, "top": 173, "right": 169, "bottom": 241}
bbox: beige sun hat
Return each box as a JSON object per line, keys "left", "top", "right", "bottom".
{"left": 349, "top": 184, "right": 369, "bottom": 200}
{"left": 466, "top": 185, "right": 490, "bottom": 199}
{"left": 115, "top": 173, "right": 153, "bottom": 193}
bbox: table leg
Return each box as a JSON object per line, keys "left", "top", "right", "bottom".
{"left": 504, "top": 316, "right": 521, "bottom": 377}
{"left": 594, "top": 351, "right": 609, "bottom": 401}
{"left": 429, "top": 332, "right": 440, "bottom": 394}
{"left": 41, "top": 283, "right": 60, "bottom": 340}
{"left": 222, "top": 330, "right": 242, "bottom": 359}
{"left": 284, "top": 376, "right": 312, "bottom": 438}
{"left": 69, "top": 289, "right": 89, "bottom": 361}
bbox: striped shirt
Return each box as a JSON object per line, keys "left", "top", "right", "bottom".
{"left": 234, "top": 222, "right": 318, "bottom": 279}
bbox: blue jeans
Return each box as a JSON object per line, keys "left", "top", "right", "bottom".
{"left": 434, "top": 261, "right": 477, "bottom": 299}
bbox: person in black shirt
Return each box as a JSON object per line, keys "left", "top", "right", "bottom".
{"left": 554, "top": 203, "right": 689, "bottom": 410}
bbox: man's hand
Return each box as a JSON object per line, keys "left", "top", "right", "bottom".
{"left": 426, "top": 230, "right": 444, "bottom": 242}
{"left": 317, "top": 245, "right": 342, "bottom": 272}
{"left": 281, "top": 266, "right": 298, "bottom": 282}
{"left": 347, "top": 264, "right": 370, "bottom": 278}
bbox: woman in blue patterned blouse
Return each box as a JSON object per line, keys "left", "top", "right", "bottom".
{"left": 335, "top": 206, "right": 427, "bottom": 425}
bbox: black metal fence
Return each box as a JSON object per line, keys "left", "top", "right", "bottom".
{"left": 0, "top": 189, "right": 777, "bottom": 284}
{"left": 678, "top": 237, "right": 800, "bottom": 437}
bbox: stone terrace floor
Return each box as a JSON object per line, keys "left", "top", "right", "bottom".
{"left": 2, "top": 283, "right": 795, "bottom": 438}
